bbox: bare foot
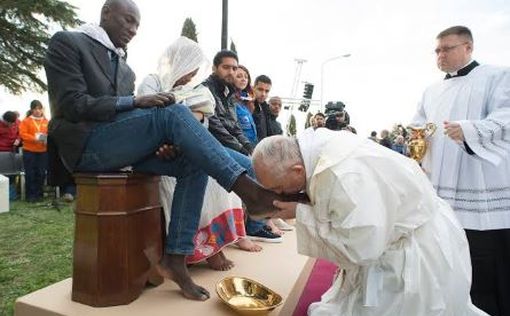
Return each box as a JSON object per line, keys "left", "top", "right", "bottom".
{"left": 236, "top": 238, "right": 262, "bottom": 252}
{"left": 206, "top": 251, "right": 234, "bottom": 271}
{"left": 231, "top": 175, "right": 308, "bottom": 216}
{"left": 153, "top": 253, "right": 210, "bottom": 301}
{"left": 267, "top": 219, "right": 284, "bottom": 236}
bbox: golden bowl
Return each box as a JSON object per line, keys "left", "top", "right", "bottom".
{"left": 216, "top": 276, "right": 283, "bottom": 315}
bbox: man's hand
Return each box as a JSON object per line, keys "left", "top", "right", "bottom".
{"left": 134, "top": 92, "right": 175, "bottom": 108}
{"left": 273, "top": 201, "right": 298, "bottom": 219}
{"left": 443, "top": 121, "right": 465, "bottom": 143}
{"left": 156, "top": 144, "right": 180, "bottom": 160}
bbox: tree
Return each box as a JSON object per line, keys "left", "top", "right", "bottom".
{"left": 229, "top": 39, "right": 237, "bottom": 54}
{"left": 0, "top": 0, "right": 80, "bottom": 95}
{"left": 181, "top": 17, "right": 198, "bottom": 42}
{"left": 304, "top": 112, "right": 313, "bottom": 129}
{"left": 287, "top": 114, "right": 297, "bottom": 136}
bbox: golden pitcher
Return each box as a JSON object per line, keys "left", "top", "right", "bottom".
{"left": 407, "top": 123, "right": 437, "bottom": 164}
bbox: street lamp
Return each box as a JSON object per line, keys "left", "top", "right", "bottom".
{"left": 320, "top": 53, "right": 351, "bottom": 111}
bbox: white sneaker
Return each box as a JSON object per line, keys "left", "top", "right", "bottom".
{"left": 62, "top": 193, "right": 74, "bottom": 203}
{"left": 273, "top": 218, "right": 294, "bottom": 231}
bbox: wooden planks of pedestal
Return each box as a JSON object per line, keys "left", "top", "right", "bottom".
{"left": 72, "top": 173, "right": 164, "bottom": 307}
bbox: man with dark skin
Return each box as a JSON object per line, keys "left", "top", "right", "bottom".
{"left": 44, "top": 0, "right": 302, "bottom": 301}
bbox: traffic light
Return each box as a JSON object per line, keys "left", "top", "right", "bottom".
{"left": 298, "top": 99, "right": 310, "bottom": 112}
{"left": 302, "top": 83, "right": 314, "bottom": 99}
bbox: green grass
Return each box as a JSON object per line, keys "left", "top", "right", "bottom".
{"left": 0, "top": 199, "right": 74, "bottom": 316}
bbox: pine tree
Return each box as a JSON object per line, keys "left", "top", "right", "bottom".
{"left": 181, "top": 17, "right": 198, "bottom": 42}
{"left": 287, "top": 114, "right": 297, "bottom": 136}
{"left": 0, "top": 0, "right": 80, "bottom": 94}
{"left": 304, "top": 112, "right": 313, "bottom": 129}
{"left": 230, "top": 40, "right": 237, "bottom": 54}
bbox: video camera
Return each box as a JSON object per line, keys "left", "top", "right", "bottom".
{"left": 324, "top": 101, "right": 350, "bottom": 130}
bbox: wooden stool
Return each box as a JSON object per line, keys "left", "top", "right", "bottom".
{"left": 72, "top": 173, "right": 164, "bottom": 307}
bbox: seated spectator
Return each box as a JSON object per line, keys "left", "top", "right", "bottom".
{"left": 267, "top": 96, "right": 283, "bottom": 135}
{"left": 203, "top": 52, "right": 282, "bottom": 243}
{"left": 0, "top": 111, "right": 21, "bottom": 200}
{"left": 233, "top": 65, "right": 257, "bottom": 145}
{"left": 138, "top": 37, "right": 262, "bottom": 271}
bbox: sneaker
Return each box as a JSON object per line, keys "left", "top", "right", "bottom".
{"left": 62, "top": 193, "right": 74, "bottom": 203}
{"left": 248, "top": 228, "right": 283, "bottom": 243}
{"left": 273, "top": 218, "right": 294, "bottom": 231}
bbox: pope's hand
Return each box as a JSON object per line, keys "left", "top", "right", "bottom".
{"left": 443, "top": 121, "right": 465, "bottom": 143}
{"left": 273, "top": 201, "right": 298, "bottom": 219}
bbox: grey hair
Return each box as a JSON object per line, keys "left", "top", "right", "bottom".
{"left": 252, "top": 135, "right": 303, "bottom": 178}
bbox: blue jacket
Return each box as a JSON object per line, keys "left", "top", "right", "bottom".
{"left": 235, "top": 103, "right": 258, "bottom": 145}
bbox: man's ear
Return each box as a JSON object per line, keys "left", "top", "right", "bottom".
{"left": 212, "top": 65, "right": 217, "bottom": 73}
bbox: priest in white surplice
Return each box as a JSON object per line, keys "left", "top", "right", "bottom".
{"left": 252, "top": 130, "right": 486, "bottom": 316}
{"left": 411, "top": 25, "right": 510, "bottom": 316}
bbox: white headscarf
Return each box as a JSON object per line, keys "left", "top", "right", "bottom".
{"left": 157, "top": 36, "right": 209, "bottom": 91}
{"left": 76, "top": 23, "right": 126, "bottom": 58}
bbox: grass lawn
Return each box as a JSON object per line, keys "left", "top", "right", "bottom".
{"left": 0, "top": 199, "right": 74, "bottom": 316}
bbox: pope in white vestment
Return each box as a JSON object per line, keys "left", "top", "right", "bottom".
{"left": 252, "top": 130, "right": 486, "bottom": 316}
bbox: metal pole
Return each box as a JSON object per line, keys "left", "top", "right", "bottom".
{"left": 221, "top": 0, "right": 228, "bottom": 49}
{"left": 320, "top": 53, "right": 351, "bottom": 111}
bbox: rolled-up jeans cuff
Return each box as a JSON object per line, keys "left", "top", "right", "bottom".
{"left": 222, "top": 166, "right": 246, "bottom": 192}
{"left": 165, "top": 246, "right": 195, "bottom": 256}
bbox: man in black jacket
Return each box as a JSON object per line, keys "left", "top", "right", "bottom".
{"left": 268, "top": 96, "right": 283, "bottom": 136}
{"left": 202, "top": 50, "right": 254, "bottom": 155}
{"left": 252, "top": 75, "right": 276, "bottom": 141}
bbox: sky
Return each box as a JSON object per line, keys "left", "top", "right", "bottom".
{"left": 1, "top": 0, "right": 509, "bottom": 136}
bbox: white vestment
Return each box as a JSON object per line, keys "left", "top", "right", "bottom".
{"left": 412, "top": 65, "right": 510, "bottom": 230}
{"left": 295, "top": 129, "right": 486, "bottom": 316}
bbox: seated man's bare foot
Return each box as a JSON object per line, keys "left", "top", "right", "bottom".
{"left": 236, "top": 238, "right": 263, "bottom": 252}
{"left": 206, "top": 251, "right": 234, "bottom": 271}
{"left": 157, "top": 254, "right": 210, "bottom": 301}
{"left": 232, "top": 175, "right": 309, "bottom": 216}
{"left": 267, "top": 219, "right": 284, "bottom": 236}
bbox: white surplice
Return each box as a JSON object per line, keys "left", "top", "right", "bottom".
{"left": 412, "top": 64, "right": 510, "bottom": 230}
{"left": 295, "top": 129, "right": 485, "bottom": 316}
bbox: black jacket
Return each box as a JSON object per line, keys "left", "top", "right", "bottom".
{"left": 253, "top": 101, "right": 282, "bottom": 140}
{"left": 202, "top": 75, "right": 253, "bottom": 155}
{"left": 268, "top": 114, "right": 283, "bottom": 136}
{"left": 44, "top": 31, "right": 136, "bottom": 184}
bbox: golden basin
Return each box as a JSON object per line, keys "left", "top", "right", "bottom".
{"left": 216, "top": 276, "right": 283, "bottom": 315}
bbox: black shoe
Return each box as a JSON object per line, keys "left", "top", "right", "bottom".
{"left": 248, "top": 228, "right": 283, "bottom": 243}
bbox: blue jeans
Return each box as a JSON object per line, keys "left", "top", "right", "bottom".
{"left": 23, "top": 151, "right": 47, "bottom": 201}
{"left": 224, "top": 148, "right": 266, "bottom": 234}
{"left": 76, "top": 105, "right": 246, "bottom": 255}
{"left": 7, "top": 175, "right": 17, "bottom": 200}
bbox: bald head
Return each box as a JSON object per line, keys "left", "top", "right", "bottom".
{"left": 252, "top": 136, "right": 306, "bottom": 194}
{"left": 268, "top": 96, "right": 282, "bottom": 116}
{"left": 100, "top": 0, "right": 140, "bottom": 49}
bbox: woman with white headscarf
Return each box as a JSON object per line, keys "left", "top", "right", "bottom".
{"left": 138, "top": 37, "right": 259, "bottom": 271}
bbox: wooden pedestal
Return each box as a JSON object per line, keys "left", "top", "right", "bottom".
{"left": 72, "top": 173, "right": 164, "bottom": 307}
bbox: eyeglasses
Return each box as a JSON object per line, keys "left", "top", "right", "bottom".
{"left": 434, "top": 42, "right": 468, "bottom": 55}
